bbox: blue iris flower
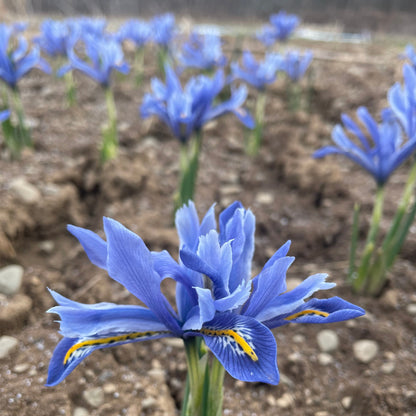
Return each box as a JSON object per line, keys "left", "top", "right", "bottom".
{"left": 115, "top": 19, "right": 152, "bottom": 47}
{"left": 388, "top": 63, "right": 416, "bottom": 140}
{"left": 0, "top": 24, "right": 51, "bottom": 89}
{"left": 269, "top": 11, "right": 300, "bottom": 41}
{"left": 0, "top": 109, "right": 10, "bottom": 122}
{"left": 66, "top": 17, "right": 107, "bottom": 39}
{"left": 281, "top": 50, "right": 313, "bottom": 82}
{"left": 257, "top": 11, "right": 300, "bottom": 46}
{"left": 151, "top": 13, "right": 176, "bottom": 47}
{"left": 140, "top": 65, "right": 254, "bottom": 142}
{"left": 313, "top": 106, "right": 416, "bottom": 186}
{"left": 178, "top": 32, "right": 227, "bottom": 71}
{"left": 58, "top": 34, "right": 129, "bottom": 88}
{"left": 33, "top": 19, "right": 73, "bottom": 57}
{"left": 404, "top": 44, "right": 416, "bottom": 69}
{"left": 231, "top": 50, "right": 281, "bottom": 90}
{"left": 46, "top": 201, "right": 364, "bottom": 386}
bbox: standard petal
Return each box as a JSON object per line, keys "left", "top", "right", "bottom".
{"left": 103, "top": 217, "right": 182, "bottom": 334}
{"left": 175, "top": 200, "right": 200, "bottom": 251}
{"left": 67, "top": 224, "right": 107, "bottom": 269}
{"left": 199, "top": 312, "right": 279, "bottom": 384}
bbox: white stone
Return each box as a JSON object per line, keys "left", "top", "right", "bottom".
{"left": 141, "top": 397, "right": 156, "bottom": 409}
{"left": 317, "top": 329, "right": 339, "bottom": 353}
{"left": 341, "top": 396, "right": 352, "bottom": 410}
{"left": 256, "top": 191, "right": 274, "bottom": 205}
{"left": 0, "top": 336, "right": 19, "bottom": 359}
{"left": 353, "top": 339, "right": 379, "bottom": 363}
{"left": 381, "top": 361, "right": 395, "bottom": 374}
{"left": 9, "top": 177, "right": 41, "bottom": 204}
{"left": 276, "top": 392, "right": 294, "bottom": 409}
{"left": 406, "top": 303, "right": 416, "bottom": 315}
{"left": 83, "top": 387, "right": 104, "bottom": 408}
{"left": 73, "top": 407, "right": 89, "bottom": 416}
{"left": 0, "top": 265, "right": 24, "bottom": 295}
{"left": 318, "top": 352, "right": 334, "bottom": 365}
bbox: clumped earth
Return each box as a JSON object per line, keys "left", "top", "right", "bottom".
{"left": 1, "top": 23, "right": 416, "bottom": 416}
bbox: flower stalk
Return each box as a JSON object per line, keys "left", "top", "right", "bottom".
{"left": 100, "top": 87, "right": 118, "bottom": 162}
{"left": 246, "top": 90, "right": 266, "bottom": 156}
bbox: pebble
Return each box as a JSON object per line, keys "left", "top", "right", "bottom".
{"left": 316, "top": 329, "right": 339, "bottom": 353}
{"left": 73, "top": 407, "right": 89, "bottom": 416}
{"left": 256, "top": 191, "right": 274, "bottom": 205}
{"left": 38, "top": 240, "right": 55, "bottom": 254}
{"left": 341, "top": 396, "right": 352, "bottom": 410}
{"left": 13, "top": 363, "right": 29, "bottom": 373}
{"left": 103, "top": 383, "right": 117, "bottom": 394}
{"left": 353, "top": 339, "right": 379, "bottom": 363}
{"left": 163, "top": 338, "right": 183, "bottom": 348}
{"left": 83, "top": 387, "right": 104, "bottom": 408}
{"left": 148, "top": 368, "right": 166, "bottom": 382}
{"left": 0, "top": 265, "right": 24, "bottom": 295}
{"left": 318, "top": 352, "right": 334, "bottom": 365}
{"left": 0, "top": 336, "right": 19, "bottom": 359}
{"left": 314, "top": 411, "right": 329, "bottom": 416}
{"left": 9, "top": 177, "right": 41, "bottom": 204}
{"left": 141, "top": 397, "right": 156, "bottom": 409}
{"left": 276, "top": 392, "right": 294, "bottom": 409}
{"left": 406, "top": 303, "right": 416, "bottom": 315}
{"left": 292, "top": 334, "right": 306, "bottom": 343}
{"left": 381, "top": 361, "right": 395, "bottom": 374}
{"left": 380, "top": 289, "right": 399, "bottom": 308}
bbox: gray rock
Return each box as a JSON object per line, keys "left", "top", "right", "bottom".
{"left": 0, "top": 265, "right": 24, "bottom": 295}
{"left": 9, "top": 177, "right": 41, "bottom": 204}
{"left": 83, "top": 387, "right": 104, "bottom": 408}
{"left": 317, "top": 329, "right": 339, "bottom": 353}
{"left": 353, "top": 339, "right": 379, "bottom": 363}
{"left": 0, "top": 336, "right": 19, "bottom": 359}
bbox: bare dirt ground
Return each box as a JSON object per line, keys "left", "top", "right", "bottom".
{"left": 1, "top": 23, "right": 416, "bottom": 416}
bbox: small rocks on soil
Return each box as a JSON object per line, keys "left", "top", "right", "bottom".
{"left": 0, "top": 264, "right": 24, "bottom": 295}
{"left": 353, "top": 339, "right": 379, "bottom": 363}
{"left": 316, "top": 329, "right": 339, "bottom": 353}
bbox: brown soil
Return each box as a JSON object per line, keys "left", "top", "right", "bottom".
{"left": 1, "top": 29, "right": 416, "bottom": 416}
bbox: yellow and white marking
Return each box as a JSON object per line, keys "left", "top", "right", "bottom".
{"left": 284, "top": 309, "right": 329, "bottom": 321}
{"left": 200, "top": 327, "right": 258, "bottom": 362}
{"left": 64, "top": 331, "right": 170, "bottom": 365}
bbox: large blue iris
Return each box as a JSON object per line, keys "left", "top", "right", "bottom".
{"left": 46, "top": 201, "right": 364, "bottom": 386}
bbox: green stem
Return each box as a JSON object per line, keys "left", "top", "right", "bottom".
{"left": 352, "top": 186, "right": 385, "bottom": 293}
{"left": 246, "top": 90, "right": 266, "bottom": 156}
{"left": 12, "top": 88, "right": 31, "bottom": 149}
{"left": 207, "top": 357, "right": 225, "bottom": 416}
{"left": 133, "top": 47, "right": 145, "bottom": 86}
{"left": 348, "top": 203, "right": 360, "bottom": 282}
{"left": 100, "top": 87, "right": 118, "bottom": 162}
{"left": 64, "top": 71, "right": 76, "bottom": 106}
{"left": 174, "top": 131, "right": 203, "bottom": 213}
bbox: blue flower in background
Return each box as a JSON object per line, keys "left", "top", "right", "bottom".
{"left": 256, "top": 25, "right": 278, "bottom": 48}
{"left": 0, "top": 109, "right": 10, "bottom": 122}
{"left": 115, "top": 19, "right": 152, "bottom": 47}
{"left": 313, "top": 106, "right": 416, "bottom": 186}
{"left": 388, "top": 63, "right": 416, "bottom": 140}
{"left": 58, "top": 34, "right": 129, "bottom": 88}
{"left": 281, "top": 50, "right": 313, "bottom": 82}
{"left": 231, "top": 50, "right": 281, "bottom": 90}
{"left": 404, "top": 44, "right": 416, "bottom": 69}
{"left": 269, "top": 11, "right": 300, "bottom": 41}
{"left": 66, "top": 17, "right": 107, "bottom": 39}
{"left": 46, "top": 201, "right": 364, "bottom": 386}
{"left": 34, "top": 19, "right": 78, "bottom": 58}
{"left": 0, "top": 24, "right": 51, "bottom": 89}
{"left": 151, "top": 13, "right": 176, "bottom": 47}
{"left": 140, "top": 65, "right": 254, "bottom": 142}
{"left": 178, "top": 32, "right": 227, "bottom": 71}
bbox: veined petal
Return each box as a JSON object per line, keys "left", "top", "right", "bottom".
{"left": 175, "top": 200, "right": 200, "bottom": 251}
{"left": 262, "top": 240, "right": 291, "bottom": 270}
{"left": 67, "top": 224, "right": 107, "bottom": 269}
{"left": 182, "top": 287, "right": 216, "bottom": 330}
{"left": 214, "top": 279, "right": 252, "bottom": 312}
{"left": 264, "top": 296, "right": 365, "bottom": 328}
{"left": 48, "top": 289, "right": 169, "bottom": 338}
{"left": 199, "top": 312, "right": 279, "bottom": 384}
{"left": 103, "top": 217, "right": 182, "bottom": 334}
{"left": 242, "top": 256, "right": 295, "bottom": 317}
{"left": 46, "top": 329, "right": 172, "bottom": 386}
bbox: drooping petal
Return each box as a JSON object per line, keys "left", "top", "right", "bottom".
{"left": 182, "top": 287, "right": 216, "bottom": 330}
{"left": 67, "top": 224, "right": 107, "bottom": 269}
{"left": 103, "top": 217, "right": 182, "bottom": 334}
{"left": 48, "top": 289, "right": 169, "bottom": 338}
{"left": 251, "top": 273, "right": 335, "bottom": 324}
{"left": 199, "top": 312, "right": 279, "bottom": 384}
{"left": 263, "top": 296, "right": 365, "bottom": 328}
